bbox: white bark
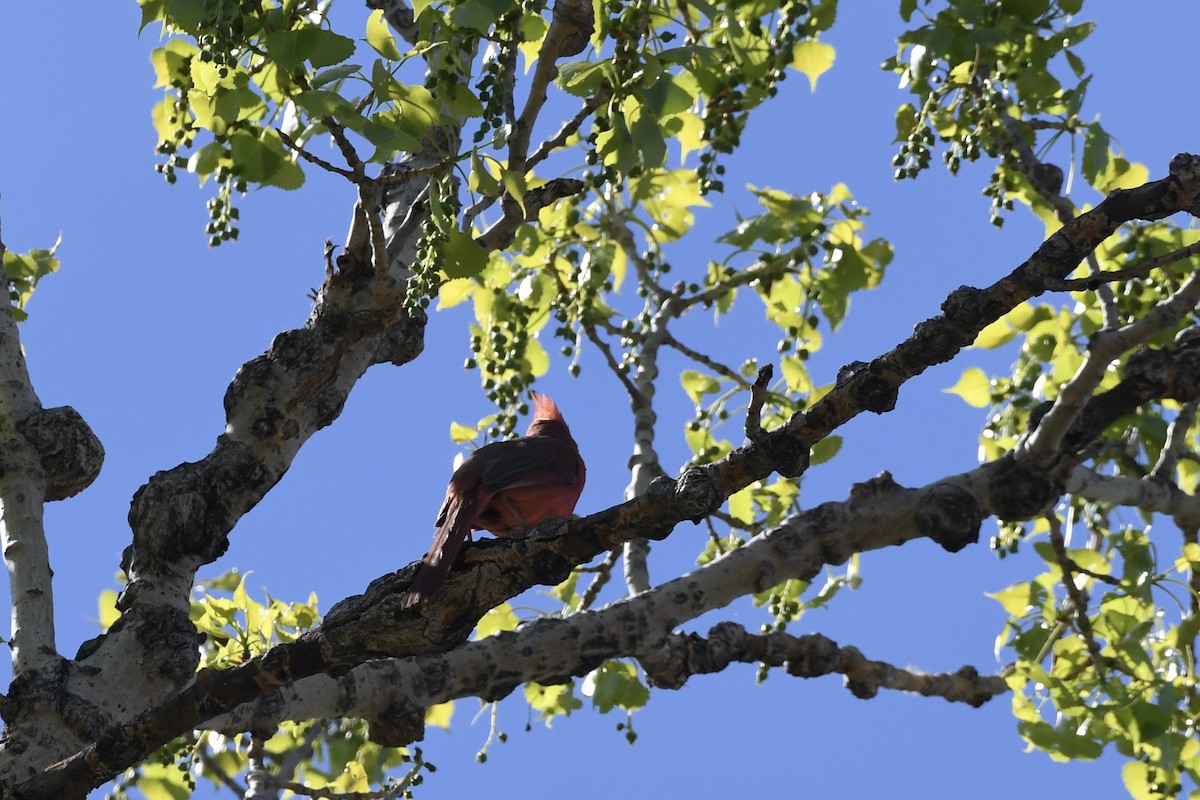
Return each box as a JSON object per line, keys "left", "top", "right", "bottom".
{"left": 0, "top": 284, "right": 54, "bottom": 676}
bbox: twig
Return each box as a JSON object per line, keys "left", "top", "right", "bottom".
{"left": 277, "top": 128, "right": 356, "bottom": 179}
{"left": 662, "top": 330, "right": 754, "bottom": 390}
{"left": 1152, "top": 399, "right": 1199, "bottom": 480}
{"left": 745, "top": 364, "right": 773, "bottom": 442}
{"left": 680, "top": 254, "right": 798, "bottom": 310}
{"left": 608, "top": 213, "right": 671, "bottom": 304}
{"left": 323, "top": 238, "right": 335, "bottom": 282}
{"left": 358, "top": 181, "right": 391, "bottom": 277}
{"left": 196, "top": 739, "right": 248, "bottom": 797}
{"left": 577, "top": 548, "right": 621, "bottom": 611}
{"left": 580, "top": 321, "right": 639, "bottom": 399}
{"left": 1045, "top": 240, "right": 1200, "bottom": 292}
{"left": 377, "top": 158, "right": 457, "bottom": 185}
{"left": 527, "top": 91, "right": 610, "bottom": 171}
{"left": 1046, "top": 513, "right": 1109, "bottom": 679}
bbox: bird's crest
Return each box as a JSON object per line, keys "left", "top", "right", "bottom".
{"left": 530, "top": 391, "right": 565, "bottom": 423}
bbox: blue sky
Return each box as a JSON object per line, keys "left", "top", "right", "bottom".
{"left": 0, "top": 2, "right": 1197, "bottom": 798}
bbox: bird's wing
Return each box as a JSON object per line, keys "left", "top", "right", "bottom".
{"left": 476, "top": 435, "right": 582, "bottom": 492}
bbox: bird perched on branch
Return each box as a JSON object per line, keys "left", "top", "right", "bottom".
{"left": 401, "top": 393, "right": 586, "bottom": 607}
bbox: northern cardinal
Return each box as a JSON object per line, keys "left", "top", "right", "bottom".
{"left": 402, "top": 393, "right": 586, "bottom": 607}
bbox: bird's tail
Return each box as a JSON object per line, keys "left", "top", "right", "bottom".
{"left": 401, "top": 496, "right": 476, "bottom": 608}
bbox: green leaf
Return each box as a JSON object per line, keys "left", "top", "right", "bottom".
{"left": 523, "top": 337, "right": 550, "bottom": 377}
{"left": 726, "top": 485, "right": 755, "bottom": 524}
{"left": 228, "top": 130, "right": 305, "bottom": 189}
{"left": 1064, "top": 50, "right": 1086, "bottom": 79}
{"left": 187, "top": 141, "right": 226, "bottom": 178}
{"left": 944, "top": 367, "right": 992, "bottom": 408}
{"left": 1176, "top": 541, "right": 1200, "bottom": 572}
{"left": 630, "top": 108, "right": 667, "bottom": 169}
{"left": 1082, "top": 121, "right": 1109, "bottom": 186}
{"left": 437, "top": 277, "right": 475, "bottom": 309}
{"left": 292, "top": 88, "right": 354, "bottom": 117}
{"left": 138, "top": 0, "right": 167, "bottom": 31}
{"left": 449, "top": 421, "right": 478, "bottom": 443}
{"left": 97, "top": 590, "right": 120, "bottom": 630}
{"left": 809, "top": 435, "right": 840, "bottom": 466}
{"left": 137, "top": 766, "right": 191, "bottom": 800}
{"left": 366, "top": 9, "right": 404, "bottom": 60}
{"left": 987, "top": 583, "right": 1034, "bottom": 617}
{"left": 791, "top": 40, "right": 835, "bottom": 92}
{"left": 1018, "top": 719, "right": 1103, "bottom": 760}
{"left": 557, "top": 60, "right": 613, "bottom": 97}
{"left": 150, "top": 40, "right": 197, "bottom": 89}
{"left": 546, "top": 570, "right": 581, "bottom": 605}
{"left": 425, "top": 701, "right": 455, "bottom": 729}
{"left": 780, "top": 355, "right": 812, "bottom": 393}
{"left": 1094, "top": 155, "right": 1150, "bottom": 193}
{"left": 999, "top": 0, "right": 1050, "bottom": 23}
{"left": 893, "top": 103, "right": 918, "bottom": 143}
{"left": 500, "top": 168, "right": 527, "bottom": 210}
{"left": 1121, "top": 761, "right": 1155, "bottom": 800}
{"left": 525, "top": 681, "right": 582, "bottom": 722}
{"left": 680, "top": 370, "right": 721, "bottom": 405}
{"left": 450, "top": 0, "right": 517, "bottom": 32}
{"left": 973, "top": 316, "right": 1018, "bottom": 349}
{"left": 165, "top": 0, "right": 205, "bottom": 33}
{"left": 312, "top": 63, "right": 360, "bottom": 89}
{"left": 441, "top": 229, "right": 489, "bottom": 279}
{"left": 582, "top": 661, "right": 650, "bottom": 713}
{"left": 637, "top": 74, "right": 694, "bottom": 118}
{"left": 474, "top": 603, "right": 518, "bottom": 637}
{"left": 265, "top": 28, "right": 356, "bottom": 74}
{"left": 469, "top": 150, "right": 501, "bottom": 196}
{"left": 371, "top": 81, "right": 441, "bottom": 147}
{"left": 4, "top": 239, "right": 61, "bottom": 320}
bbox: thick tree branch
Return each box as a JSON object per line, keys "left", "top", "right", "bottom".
{"left": 643, "top": 622, "right": 1007, "bottom": 706}
{"left": 204, "top": 620, "right": 1006, "bottom": 741}
{"left": 1065, "top": 466, "right": 1200, "bottom": 529}
{"left": 475, "top": 178, "right": 587, "bottom": 251}
{"left": 0, "top": 236, "right": 56, "bottom": 676}
{"left": 106, "top": 467, "right": 990, "bottom": 753}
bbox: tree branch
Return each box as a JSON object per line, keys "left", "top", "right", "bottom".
{"left": 508, "top": 0, "right": 593, "bottom": 169}
{"left": 1020, "top": 265, "right": 1200, "bottom": 465}
{"left": 643, "top": 622, "right": 1007, "bottom": 706}
{"left": 1044, "top": 240, "right": 1200, "bottom": 293}
{"left": 1065, "top": 466, "right": 1200, "bottom": 529}
{"left": 0, "top": 233, "right": 56, "bottom": 676}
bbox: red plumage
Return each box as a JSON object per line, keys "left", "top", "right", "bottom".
{"left": 401, "top": 393, "right": 586, "bottom": 607}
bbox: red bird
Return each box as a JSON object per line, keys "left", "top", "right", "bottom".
{"left": 402, "top": 393, "right": 586, "bottom": 607}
